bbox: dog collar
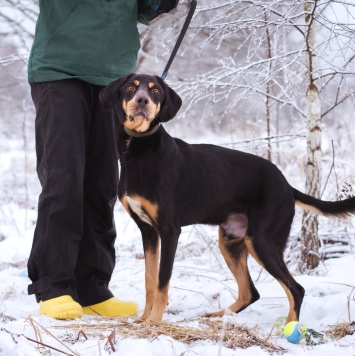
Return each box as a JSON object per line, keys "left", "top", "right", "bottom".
{"left": 124, "top": 124, "right": 160, "bottom": 138}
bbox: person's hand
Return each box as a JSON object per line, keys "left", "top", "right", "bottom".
{"left": 150, "top": 0, "right": 180, "bottom": 20}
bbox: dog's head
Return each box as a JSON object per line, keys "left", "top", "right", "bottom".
{"left": 99, "top": 74, "right": 182, "bottom": 133}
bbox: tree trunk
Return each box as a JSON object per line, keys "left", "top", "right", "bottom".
{"left": 299, "top": 1, "right": 321, "bottom": 271}
{"left": 264, "top": 12, "right": 272, "bottom": 161}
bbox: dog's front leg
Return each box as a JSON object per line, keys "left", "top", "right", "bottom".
{"left": 135, "top": 225, "right": 160, "bottom": 322}
{"left": 146, "top": 224, "right": 181, "bottom": 322}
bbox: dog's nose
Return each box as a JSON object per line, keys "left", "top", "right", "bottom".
{"left": 136, "top": 95, "right": 149, "bottom": 106}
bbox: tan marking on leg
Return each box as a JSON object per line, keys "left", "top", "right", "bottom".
{"left": 245, "top": 237, "right": 298, "bottom": 322}
{"left": 207, "top": 227, "right": 252, "bottom": 317}
{"left": 279, "top": 280, "right": 298, "bottom": 323}
{"left": 146, "top": 285, "right": 169, "bottom": 322}
{"left": 136, "top": 242, "right": 160, "bottom": 322}
{"left": 244, "top": 236, "right": 265, "bottom": 268}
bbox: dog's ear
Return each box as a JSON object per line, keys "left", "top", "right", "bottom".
{"left": 99, "top": 74, "right": 133, "bottom": 110}
{"left": 156, "top": 77, "right": 182, "bottom": 122}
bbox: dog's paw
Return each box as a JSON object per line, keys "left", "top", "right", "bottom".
{"left": 134, "top": 317, "right": 145, "bottom": 323}
{"left": 205, "top": 310, "right": 224, "bottom": 318}
{"left": 205, "top": 307, "right": 233, "bottom": 318}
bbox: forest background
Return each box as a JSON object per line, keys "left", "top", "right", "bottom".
{"left": 0, "top": 1, "right": 355, "bottom": 355}
{"left": 1, "top": 0, "right": 354, "bottom": 267}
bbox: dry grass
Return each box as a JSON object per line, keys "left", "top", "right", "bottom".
{"left": 326, "top": 321, "right": 355, "bottom": 339}
{"left": 52, "top": 317, "right": 285, "bottom": 354}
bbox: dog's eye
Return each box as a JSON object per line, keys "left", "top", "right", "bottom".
{"left": 127, "top": 84, "right": 136, "bottom": 92}
{"left": 151, "top": 87, "right": 160, "bottom": 94}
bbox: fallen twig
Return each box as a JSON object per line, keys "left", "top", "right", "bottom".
{"left": 326, "top": 321, "right": 355, "bottom": 339}
{"left": 1, "top": 327, "right": 75, "bottom": 356}
{"left": 25, "top": 336, "right": 77, "bottom": 356}
{"left": 25, "top": 316, "right": 80, "bottom": 355}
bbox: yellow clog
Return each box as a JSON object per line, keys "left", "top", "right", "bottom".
{"left": 82, "top": 297, "right": 138, "bottom": 317}
{"left": 39, "top": 295, "right": 83, "bottom": 320}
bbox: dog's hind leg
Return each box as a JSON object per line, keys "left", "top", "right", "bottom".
{"left": 245, "top": 211, "right": 305, "bottom": 323}
{"left": 245, "top": 236, "right": 304, "bottom": 323}
{"left": 207, "top": 225, "right": 260, "bottom": 317}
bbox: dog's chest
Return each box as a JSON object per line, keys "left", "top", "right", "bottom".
{"left": 120, "top": 194, "right": 158, "bottom": 226}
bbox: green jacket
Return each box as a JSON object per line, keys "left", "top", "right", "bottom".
{"left": 28, "top": 0, "right": 157, "bottom": 85}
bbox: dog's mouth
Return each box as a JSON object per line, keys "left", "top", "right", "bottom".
{"left": 124, "top": 110, "right": 154, "bottom": 133}
{"left": 128, "top": 111, "right": 151, "bottom": 122}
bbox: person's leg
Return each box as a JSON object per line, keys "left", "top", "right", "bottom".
{"left": 74, "top": 83, "right": 118, "bottom": 306}
{"left": 74, "top": 84, "right": 138, "bottom": 316}
{"left": 28, "top": 79, "right": 93, "bottom": 316}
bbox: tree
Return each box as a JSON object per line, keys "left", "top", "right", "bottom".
{"left": 0, "top": 0, "right": 38, "bottom": 216}
{"left": 300, "top": 0, "right": 322, "bottom": 271}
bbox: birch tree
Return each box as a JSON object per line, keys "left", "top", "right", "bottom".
{"left": 300, "top": 0, "right": 322, "bottom": 271}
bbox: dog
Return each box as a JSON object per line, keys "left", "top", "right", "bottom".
{"left": 100, "top": 73, "right": 355, "bottom": 323}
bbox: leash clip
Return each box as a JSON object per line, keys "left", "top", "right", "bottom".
{"left": 161, "top": 0, "right": 197, "bottom": 80}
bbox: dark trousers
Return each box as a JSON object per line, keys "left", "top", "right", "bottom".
{"left": 28, "top": 79, "right": 120, "bottom": 306}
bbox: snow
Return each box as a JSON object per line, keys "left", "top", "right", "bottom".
{"left": 0, "top": 199, "right": 354, "bottom": 355}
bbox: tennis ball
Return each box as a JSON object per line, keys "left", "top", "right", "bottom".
{"left": 283, "top": 321, "right": 302, "bottom": 343}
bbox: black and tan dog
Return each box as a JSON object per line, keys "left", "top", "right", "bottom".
{"left": 100, "top": 73, "right": 355, "bottom": 323}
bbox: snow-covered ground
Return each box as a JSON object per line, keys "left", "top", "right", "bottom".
{"left": 0, "top": 197, "right": 354, "bottom": 355}
{"left": 1, "top": 118, "right": 355, "bottom": 355}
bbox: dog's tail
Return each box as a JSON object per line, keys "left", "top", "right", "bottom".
{"left": 293, "top": 187, "right": 355, "bottom": 218}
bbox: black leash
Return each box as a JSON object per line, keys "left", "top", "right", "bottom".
{"left": 162, "top": 0, "right": 197, "bottom": 79}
